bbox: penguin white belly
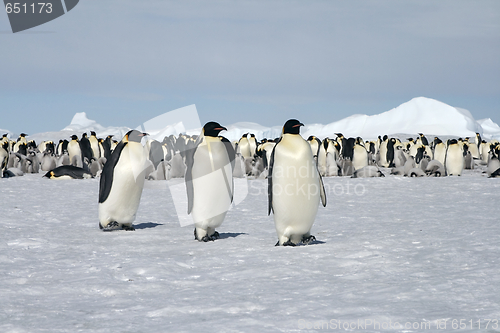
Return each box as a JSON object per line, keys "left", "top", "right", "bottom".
{"left": 272, "top": 136, "right": 320, "bottom": 244}
{"left": 352, "top": 146, "right": 368, "bottom": 171}
{"left": 446, "top": 147, "right": 464, "bottom": 176}
{"left": 434, "top": 145, "right": 446, "bottom": 165}
{"left": 99, "top": 146, "right": 146, "bottom": 225}
{"left": 191, "top": 139, "right": 233, "bottom": 230}
{"left": 378, "top": 143, "right": 388, "bottom": 167}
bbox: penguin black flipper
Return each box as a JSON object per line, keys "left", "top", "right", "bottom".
{"left": 318, "top": 173, "right": 327, "bottom": 207}
{"left": 220, "top": 136, "right": 236, "bottom": 203}
{"left": 220, "top": 137, "right": 236, "bottom": 171}
{"left": 99, "top": 141, "right": 127, "bottom": 204}
{"left": 267, "top": 139, "right": 280, "bottom": 215}
{"left": 185, "top": 142, "right": 198, "bottom": 215}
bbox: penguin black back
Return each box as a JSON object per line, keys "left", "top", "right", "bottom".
{"left": 99, "top": 141, "right": 127, "bottom": 203}
{"left": 79, "top": 133, "right": 93, "bottom": 161}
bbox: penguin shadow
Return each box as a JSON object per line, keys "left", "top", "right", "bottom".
{"left": 133, "top": 222, "right": 164, "bottom": 230}
{"left": 217, "top": 232, "right": 247, "bottom": 239}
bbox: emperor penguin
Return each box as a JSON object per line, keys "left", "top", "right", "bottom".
{"left": 98, "top": 130, "right": 148, "bottom": 231}
{"left": 79, "top": 133, "right": 94, "bottom": 166}
{"left": 185, "top": 122, "right": 235, "bottom": 242}
{"left": 248, "top": 134, "right": 258, "bottom": 157}
{"left": 0, "top": 142, "right": 8, "bottom": 174}
{"left": 487, "top": 144, "right": 500, "bottom": 177}
{"left": 44, "top": 165, "right": 93, "bottom": 179}
{"left": 445, "top": 139, "right": 464, "bottom": 176}
{"left": 268, "top": 119, "right": 326, "bottom": 246}
{"left": 68, "top": 135, "right": 83, "bottom": 167}
{"left": 433, "top": 138, "right": 447, "bottom": 165}
{"left": 378, "top": 135, "right": 389, "bottom": 167}
{"left": 237, "top": 134, "right": 252, "bottom": 159}
{"left": 89, "top": 131, "right": 100, "bottom": 159}
{"left": 352, "top": 142, "right": 368, "bottom": 171}
{"left": 307, "top": 136, "right": 321, "bottom": 158}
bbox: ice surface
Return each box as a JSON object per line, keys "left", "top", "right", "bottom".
{"left": 1, "top": 166, "right": 499, "bottom": 332}
{"left": 478, "top": 118, "right": 500, "bottom": 140}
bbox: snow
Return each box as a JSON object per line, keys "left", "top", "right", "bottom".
{"left": 1, "top": 167, "right": 500, "bottom": 332}
{"left": 477, "top": 118, "right": 500, "bottom": 140}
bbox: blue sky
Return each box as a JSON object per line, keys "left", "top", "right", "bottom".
{"left": 1, "top": 0, "right": 499, "bottom": 134}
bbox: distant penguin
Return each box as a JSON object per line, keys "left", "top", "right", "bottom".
{"left": 57, "top": 152, "right": 70, "bottom": 167}
{"left": 26, "top": 152, "right": 40, "bottom": 173}
{"left": 433, "top": 138, "right": 447, "bottom": 165}
{"left": 238, "top": 134, "right": 252, "bottom": 159}
{"left": 352, "top": 143, "right": 368, "bottom": 171}
{"left": 307, "top": 136, "right": 321, "bottom": 158}
{"left": 352, "top": 165, "right": 385, "bottom": 178}
{"left": 89, "top": 158, "right": 102, "bottom": 177}
{"left": 390, "top": 166, "right": 405, "bottom": 176}
{"left": 418, "top": 133, "right": 429, "bottom": 146}
{"left": 89, "top": 131, "right": 100, "bottom": 159}
{"left": 41, "top": 152, "right": 57, "bottom": 171}
{"left": 185, "top": 122, "right": 235, "bottom": 242}
{"left": 268, "top": 119, "right": 326, "bottom": 246}
{"left": 425, "top": 160, "right": 445, "bottom": 177}
{"left": 0, "top": 144, "right": 8, "bottom": 174}
{"left": 169, "top": 153, "right": 186, "bottom": 178}
{"left": 378, "top": 135, "right": 389, "bottom": 167}
{"left": 386, "top": 138, "right": 397, "bottom": 168}
{"left": 3, "top": 167, "right": 24, "bottom": 178}
{"left": 68, "top": 135, "right": 83, "bottom": 167}
{"left": 232, "top": 153, "right": 246, "bottom": 178}
{"left": 464, "top": 144, "right": 474, "bottom": 170}
{"left": 487, "top": 145, "right": 500, "bottom": 177}
{"left": 408, "top": 168, "right": 426, "bottom": 177}
{"left": 102, "top": 135, "right": 113, "bottom": 161}
{"left": 248, "top": 134, "right": 258, "bottom": 157}
{"left": 44, "top": 165, "right": 93, "bottom": 179}
{"left": 147, "top": 140, "right": 164, "bottom": 169}
{"left": 325, "top": 152, "right": 340, "bottom": 176}
{"left": 79, "top": 133, "right": 94, "bottom": 163}
{"left": 404, "top": 156, "right": 416, "bottom": 176}
{"left": 445, "top": 139, "right": 464, "bottom": 176}
{"left": 98, "top": 130, "right": 148, "bottom": 231}
{"left": 317, "top": 139, "right": 328, "bottom": 176}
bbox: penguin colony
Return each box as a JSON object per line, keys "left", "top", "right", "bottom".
{"left": 2, "top": 126, "right": 499, "bottom": 245}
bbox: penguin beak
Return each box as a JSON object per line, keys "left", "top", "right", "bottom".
{"left": 215, "top": 127, "right": 227, "bottom": 132}
{"left": 293, "top": 123, "right": 304, "bottom": 128}
{"left": 140, "top": 133, "right": 149, "bottom": 137}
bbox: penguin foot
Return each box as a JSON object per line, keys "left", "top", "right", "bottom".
{"left": 211, "top": 231, "right": 220, "bottom": 240}
{"left": 302, "top": 235, "right": 316, "bottom": 244}
{"left": 201, "top": 235, "right": 214, "bottom": 242}
{"left": 102, "top": 221, "right": 120, "bottom": 232}
{"left": 282, "top": 240, "right": 296, "bottom": 247}
{"left": 122, "top": 225, "right": 135, "bottom": 231}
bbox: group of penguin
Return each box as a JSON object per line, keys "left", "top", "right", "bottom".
{"left": 97, "top": 120, "right": 326, "bottom": 246}
{"left": 302, "top": 132, "right": 500, "bottom": 179}
{"left": 2, "top": 122, "right": 500, "bottom": 246}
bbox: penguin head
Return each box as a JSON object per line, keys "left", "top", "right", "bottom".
{"left": 82, "top": 133, "right": 88, "bottom": 138}
{"left": 203, "top": 122, "right": 227, "bottom": 137}
{"left": 282, "top": 119, "right": 304, "bottom": 135}
{"left": 70, "top": 135, "right": 79, "bottom": 141}
{"left": 91, "top": 131, "right": 97, "bottom": 136}
{"left": 125, "top": 130, "right": 148, "bottom": 143}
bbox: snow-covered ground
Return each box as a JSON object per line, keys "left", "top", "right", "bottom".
{"left": 1, "top": 165, "right": 499, "bottom": 332}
